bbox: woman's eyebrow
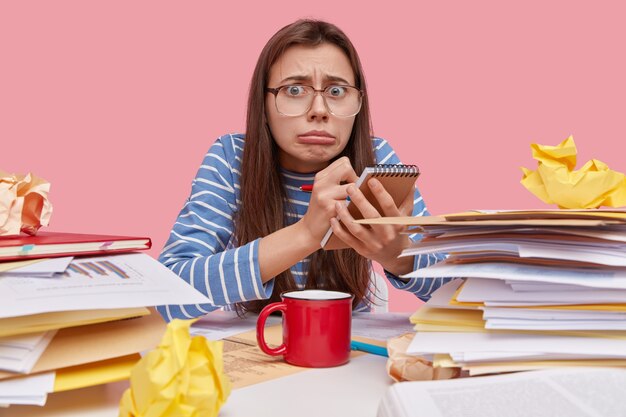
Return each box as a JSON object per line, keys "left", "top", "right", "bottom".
{"left": 279, "top": 75, "right": 311, "bottom": 84}
{"left": 278, "top": 74, "right": 352, "bottom": 85}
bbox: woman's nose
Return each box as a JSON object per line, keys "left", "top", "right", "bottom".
{"left": 307, "top": 93, "right": 329, "bottom": 121}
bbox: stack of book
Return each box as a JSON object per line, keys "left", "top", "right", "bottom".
{"left": 361, "top": 209, "right": 626, "bottom": 375}
{"left": 0, "top": 232, "right": 210, "bottom": 407}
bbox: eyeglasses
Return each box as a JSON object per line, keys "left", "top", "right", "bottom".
{"left": 266, "top": 84, "right": 363, "bottom": 117}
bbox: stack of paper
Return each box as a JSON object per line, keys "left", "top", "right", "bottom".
{"left": 0, "top": 249, "right": 211, "bottom": 408}
{"left": 359, "top": 209, "right": 626, "bottom": 375}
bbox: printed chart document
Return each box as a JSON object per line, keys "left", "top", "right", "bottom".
{"left": 377, "top": 367, "right": 626, "bottom": 417}
{"left": 0, "top": 253, "right": 210, "bottom": 318}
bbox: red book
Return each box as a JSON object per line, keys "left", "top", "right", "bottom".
{"left": 0, "top": 232, "right": 152, "bottom": 262}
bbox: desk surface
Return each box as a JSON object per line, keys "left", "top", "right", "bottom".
{"left": 0, "top": 354, "right": 391, "bottom": 417}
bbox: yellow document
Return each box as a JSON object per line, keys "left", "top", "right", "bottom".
{"left": 410, "top": 306, "right": 484, "bottom": 327}
{"left": 0, "top": 258, "right": 44, "bottom": 272}
{"left": 54, "top": 354, "right": 140, "bottom": 392}
{"left": 465, "top": 361, "right": 626, "bottom": 376}
{"left": 433, "top": 354, "right": 461, "bottom": 368}
{"left": 0, "top": 307, "right": 149, "bottom": 338}
{"left": 119, "top": 319, "right": 231, "bottom": 417}
{"left": 433, "top": 354, "right": 626, "bottom": 375}
{"left": 521, "top": 136, "right": 626, "bottom": 209}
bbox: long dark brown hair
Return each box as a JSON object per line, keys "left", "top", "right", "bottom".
{"left": 237, "top": 19, "right": 376, "bottom": 313}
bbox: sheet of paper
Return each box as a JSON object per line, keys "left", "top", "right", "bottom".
{"left": 485, "top": 319, "right": 626, "bottom": 331}
{"left": 437, "top": 225, "right": 626, "bottom": 242}
{"left": 0, "top": 306, "right": 150, "bottom": 338}
{"left": 464, "top": 362, "right": 626, "bottom": 376}
{"left": 454, "top": 351, "right": 622, "bottom": 364}
{"left": 0, "top": 253, "right": 210, "bottom": 318}
{"left": 404, "top": 262, "right": 626, "bottom": 290}
{"left": 221, "top": 337, "right": 309, "bottom": 389}
{"left": 407, "top": 330, "right": 626, "bottom": 357}
{"left": 1, "top": 257, "right": 73, "bottom": 276}
{"left": 458, "top": 277, "right": 626, "bottom": 304}
{"left": 0, "top": 259, "right": 45, "bottom": 273}
{"left": 218, "top": 324, "right": 368, "bottom": 389}
{"left": 190, "top": 310, "right": 281, "bottom": 341}
{"left": 482, "top": 306, "right": 626, "bottom": 320}
{"left": 0, "top": 371, "right": 54, "bottom": 406}
{"left": 351, "top": 312, "right": 414, "bottom": 341}
{"left": 416, "top": 279, "right": 468, "bottom": 309}
{"left": 519, "top": 243, "right": 626, "bottom": 266}
{"left": 410, "top": 306, "right": 484, "bottom": 328}
{"left": 506, "top": 280, "right": 589, "bottom": 292}
{"left": 403, "top": 239, "right": 626, "bottom": 266}
{"left": 0, "top": 330, "right": 56, "bottom": 373}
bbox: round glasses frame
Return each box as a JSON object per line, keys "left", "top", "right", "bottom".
{"left": 265, "top": 85, "right": 364, "bottom": 118}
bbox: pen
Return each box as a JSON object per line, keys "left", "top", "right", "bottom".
{"left": 350, "top": 340, "right": 388, "bottom": 357}
{"left": 300, "top": 181, "right": 351, "bottom": 193}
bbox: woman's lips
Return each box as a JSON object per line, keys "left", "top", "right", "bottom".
{"left": 297, "top": 134, "right": 336, "bottom": 145}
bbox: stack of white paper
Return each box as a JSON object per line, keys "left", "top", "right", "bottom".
{"left": 0, "top": 331, "right": 56, "bottom": 373}
{"left": 0, "top": 253, "right": 210, "bottom": 408}
{"left": 371, "top": 209, "right": 626, "bottom": 375}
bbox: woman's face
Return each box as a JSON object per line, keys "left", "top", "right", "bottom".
{"left": 265, "top": 43, "right": 358, "bottom": 173}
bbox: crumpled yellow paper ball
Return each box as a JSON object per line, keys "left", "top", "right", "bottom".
{"left": 521, "top": 136, "right": 626, "bottom": 209}
{"left": 0, "top": 170, "right": 52, "bottom": 236}
{"left": 119, "top": 319, "right": 231, "bottom": 417}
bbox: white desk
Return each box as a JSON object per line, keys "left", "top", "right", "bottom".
{"left": 0, "top": 354, "right": 391, "bottom": 417}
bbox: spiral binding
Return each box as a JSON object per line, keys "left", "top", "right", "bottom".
{"left": 371, "top": 164, "right": 420, "bottom": 177}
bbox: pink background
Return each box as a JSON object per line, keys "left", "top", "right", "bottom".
{"left": 2, "top": 1, "right": 625, "bottom": 311}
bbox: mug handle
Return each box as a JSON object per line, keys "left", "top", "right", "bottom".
{"left": 256, "top": 301, "right": 287, "bottom": 356}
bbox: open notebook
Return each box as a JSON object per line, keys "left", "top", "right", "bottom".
{"left": 377, "top": 367, "right": 626, "bottom": 417}
{"left": 321, "top": 164, "right": 419, "bottom": 250}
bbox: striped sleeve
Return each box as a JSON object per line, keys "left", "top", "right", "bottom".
{"left": 157, "top": 134, "right": 273, "bottom": 321}
{"left": 372, "top": 137, "right": 453, "bottom": 301}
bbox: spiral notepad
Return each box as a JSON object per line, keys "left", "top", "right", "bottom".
{"left": 321, "top": 164, "right": 420, "bottom": 250}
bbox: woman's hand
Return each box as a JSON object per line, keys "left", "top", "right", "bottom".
{"left": 298, "top": 157, "right": 359, "bottom": 246}
{"left": 330, "top": 178, "right": 415, "bottom": 276}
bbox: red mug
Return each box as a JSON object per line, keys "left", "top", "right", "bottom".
{"left": 256, "top": 290, "right": 354, "bottom": 368}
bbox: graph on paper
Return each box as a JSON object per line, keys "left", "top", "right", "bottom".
{"left": 0, "top": 253, "right": 211, "bottom": 319}
{"left": 65, "top": 260, "right": 130, "bottom": 279}
{"left": 3, "top": 255, "right": 149, "bottom": 295}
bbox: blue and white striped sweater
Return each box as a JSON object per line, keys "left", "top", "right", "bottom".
{"left": 158, "top": 133, "right": 450, "bottom": 321}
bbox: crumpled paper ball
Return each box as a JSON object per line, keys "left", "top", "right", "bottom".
{"left": 521, "top": 136, "right": 626, "bottom": 209}
{"left": 0, "top": 170, "right": 52, "bottom": 236}
{"left": 119, "top": 319, "right": 231, "bottom": 417}
{"left": 386, "top": 333, "right": 460, "bottom": 382}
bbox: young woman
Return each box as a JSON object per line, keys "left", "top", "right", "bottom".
{"left": 158, "top": 19, "right": 450, "bottom": 320}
